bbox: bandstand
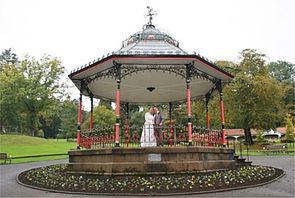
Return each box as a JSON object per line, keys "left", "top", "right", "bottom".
{"left": 68, "top": 9, "right": 235, "bottom": 174}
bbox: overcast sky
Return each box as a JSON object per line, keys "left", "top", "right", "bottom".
{"left": 1, "top": 0, "right": 294, "bottom": 102}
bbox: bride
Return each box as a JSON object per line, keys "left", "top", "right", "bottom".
{"left": 140, "top": 107, "right": 157, "bottom": 147}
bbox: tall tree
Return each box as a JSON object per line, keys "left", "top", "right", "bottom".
{"left": 19, "top": 55, "right": 66, "bottom": 136}
{"left": 268, "top": 61, "right": 295, "bottom": 121}
{"left": 0, "top": 48, "right": 18, "bottom": 69}
{"left": 0, "top": 64, "right": 25, "bottom": 132}
{"left": 57, "top": 98, "right": 78, "bottom": 139}
{"left": 284, "top": 114, "right": 294, "bottom": 143}
{"left": 82, "top": 104, "right": 116, "bottom": 129}
{"left": 226, "top": 49, "right": 284, "bottom": 144}
{"left": 0, "top": 49, "right": 20, "bottom": 132}
{"left": 268, "top": 61, "right": 295, "bottom": 82}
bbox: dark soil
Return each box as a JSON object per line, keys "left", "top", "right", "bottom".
{"left": 18, "top": 164, "right": 284, "bottom": 195}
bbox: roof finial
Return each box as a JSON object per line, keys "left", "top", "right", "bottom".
{"left": 146, "top": 6, "right": 156, "bottom": 26}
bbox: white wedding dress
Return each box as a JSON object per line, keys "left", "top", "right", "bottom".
{"left": 140, "top": 112, "right": 157, "bottom": 147}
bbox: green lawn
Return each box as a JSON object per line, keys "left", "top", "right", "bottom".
{"left": 230, "top": 142, "right": 295, "bottom": 156}
{"left": 0, "top": 134, "right": 76, "bottom": 164}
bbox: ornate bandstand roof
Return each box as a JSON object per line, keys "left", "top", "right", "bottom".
{"left": 69, "top": 10, "right": 233, "bottom": 104}
{"left": 116, "top": 24, "right": 186, "bottom": 56}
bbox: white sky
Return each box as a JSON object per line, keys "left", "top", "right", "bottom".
{"left": 1, "top": 0, "right": 295, "bottom": 105}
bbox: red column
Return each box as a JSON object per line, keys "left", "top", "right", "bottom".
{"left": 169, "top": 102, "right": 173, "bottom": 134}
{"left": 115, "top": 80, "right": 121, "bottom": 147}
{"left": 125, "top": 103, "right": 129, "bottom": 147}
{"left": 206, "top": 111, "right": 210, "bottom": 129}
{"left": 220, "top": 91, "right": 226, "bottom": 146}
{"left": 205, "top": 94, "right": 210, "bottom": 129}
{"left": 187, "top": 80, "right": 192, "bottom": 146}
{"left": 90, "top": 95, "right": 93, "bottom": 130}
{"left": 77, "top": 92, "right": 82, "bottom": 148}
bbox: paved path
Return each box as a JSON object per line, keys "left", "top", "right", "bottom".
{"left": 0, "top": 156, "right": 294, "bottom": 197}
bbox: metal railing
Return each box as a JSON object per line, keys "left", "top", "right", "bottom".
{"left": 79, "top": 125, "right": 223, "bottom": 149}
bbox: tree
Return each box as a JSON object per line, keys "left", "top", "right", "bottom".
{"left": 255, "top": 130, "right": 265, "bottom": 143}
{"left": 82, "top": 104, "right": 116, "bottom": 129}
{"left": 0, "top": 48, "right": 18, "bottom": 69}
{"left": 226, "top": 49, "right": 284, "bottom": 144}
{"left": 99, "top": 99, "right": 112, "bottom": 109}
{"left": 58, "top": 98, "right": 79, "bottom": 139}
{"left": 268, "top": 61, "right": 295, "bottom": 82}
{"left": 0, "top": 64, "right": 25, "bottom": 132}
{"left": 284, "top": 114, "right": 295, "bottom": 143}
{"left": 19, "top": 55, "right": 66, "bottom": 136}
{"left": 191, "top": 100, "right": 206, "bottom": 128}
{"left": 268, "top": 61, "right": 295, "bottom": 121}
{"left": 0, "top": 49, "right": 21, "bottom": 132}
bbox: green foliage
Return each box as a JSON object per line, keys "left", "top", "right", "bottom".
{"left": 224, "top": 49, "right": 285, "bottom": 143}
{"left": 83, "top": 105, "right": 116, "bottom": 129}
{"left": 215, "top": 60, "right": 239, "bottom": 75}
{"left": 0, "top": 64, "right": 25, "bottom": 132}
{"left": 129, "top": 110, "right": 145, "bottom": 129}
{"left": 268, "top": 61, "right": 295, "bottom": 121}
{"left": 255, "top": 130, "right": 266, "bottom": 143}
{"left": 268, "top": 61, "right": 295, "bottom": 82}
{"left": 58, "top": 98, "right": 78, "bottom": 139}
{"left": 99, "top": 99, "right": 112, "bottom": 109}
{"left": 172, "top": 104, "right": 187, "bottom": 126}
{"left": 0, "top": 48, "right": 18, "bottom": 68}
{"left": 20, "top": 55, "right": 66, "bottom": 136}
{"left": 0, "top": 49, "right": 66, "bottom": 137}
{"left": 191, "top": 100, "right": 206, "bottom": 127}
{"left": 284, "top": 115, "right": 295, "bottom": 143}
{"left": 239, "top": 49, "right": 268, "bottom": 76}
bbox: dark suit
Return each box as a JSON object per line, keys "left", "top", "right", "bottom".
{"left": 154, "top": 111, "right": 164, "bottom": 146}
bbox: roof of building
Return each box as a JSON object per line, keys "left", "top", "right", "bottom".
{"left": 225, "top": 128, "right": 287, "bottom": 137}
{"left": 115, "top": 24, "right": 187, "bottom": 56}
{"left": 68, "top": 11, "right": 234, "bottom": 103}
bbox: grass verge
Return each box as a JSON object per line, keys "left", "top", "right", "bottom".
{"left": 0, "top": 134, "right": 76, "bottom": 164}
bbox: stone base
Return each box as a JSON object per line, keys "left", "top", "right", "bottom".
{"left": 68, "top": 146, "right": 235, "bottom": 174}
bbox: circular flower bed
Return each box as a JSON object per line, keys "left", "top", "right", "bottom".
{"left": 17, "top": 164, "right": 284, "bottom": 195}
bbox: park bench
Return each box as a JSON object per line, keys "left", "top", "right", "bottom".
{"left": 263, "top": 144, "right": 288, "bottom": 155}
{"left": 0, "top": 153, "right": 12, "bottom": 164}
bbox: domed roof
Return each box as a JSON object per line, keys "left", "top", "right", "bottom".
{"left": 115, "top": 23, "right": 187, "bottom": 55}
{"left": 69, "top": 8, "right": 234, "bottom": 104}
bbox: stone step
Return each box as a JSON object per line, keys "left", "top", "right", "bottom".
{"left": 237, "top": 158, "right": 246, "bottom": 162}
{"left": 234, "top": 155, "right": 239, "bottom": 159}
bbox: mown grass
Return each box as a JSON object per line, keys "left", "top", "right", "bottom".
{"left": 230, "top": 142, "right": 295, "bottom": 156}
{"left": 0, "top": 134, "right": 76, "bottom": 164}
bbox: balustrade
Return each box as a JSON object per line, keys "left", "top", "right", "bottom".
{"left": 79, "top": 125, "right": 223, "bottom": 149}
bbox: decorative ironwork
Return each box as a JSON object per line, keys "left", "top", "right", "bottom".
{"left": 121, "top": 64, "right": 187, "bottom": 78}
{"left": 79, "top": 125, "right": 223, "bottom": 149}
{"left": 146, "top": 6, "right": 156, "bottom": 26}
{"left": 186, "top": 62, "right": 218, "bottom": 83}
{"left": 85, "top": 66, "right": 117, "bottom": 84}
{"left": 82, "top": 63, "right": 217, "bottom": 89}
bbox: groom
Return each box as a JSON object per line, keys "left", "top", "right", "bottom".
{"left": 153, "top": 107, "right": 164, "bottom": 146}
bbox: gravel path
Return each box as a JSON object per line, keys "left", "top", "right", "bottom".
{"left": 0, "top": 156, "right": 294, "bottom": 197}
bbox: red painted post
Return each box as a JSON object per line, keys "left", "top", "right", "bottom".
{"left": 77, "top": 92, "right": 82, "bottom": 148}
{"left": 186, "top": 80, "right": 192, "bottom": 146}
{"left": 206, "top": 111, "right": 210, "bottom": 129}
{"left": 125, "top": 103, "right": 129, "bottom": 147}
{"left": 205, "top": 94, "right": 211, "bottom": 146}
{"left": 115, "top": 80, "right": 121, "bottom": 147}
{"left": 219, "top": 91, "right": 226, "bottom": 146}
{"left": 169, "top": 102, "right": 173, "bottom": 146}
{"left": 90, "top": 95, "right": 93, "bottom": 130}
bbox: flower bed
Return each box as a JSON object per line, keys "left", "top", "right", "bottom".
{"left": 17, "top": 164, "right": 284, "bottom": 195}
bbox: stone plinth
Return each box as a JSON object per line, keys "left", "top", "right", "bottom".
{"left": 68, "top": 146, "right": 235, "bottom": 174}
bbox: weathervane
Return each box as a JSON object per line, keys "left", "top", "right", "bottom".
{"left": 146, "top": 6, "right": 156, "bottom": 25}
